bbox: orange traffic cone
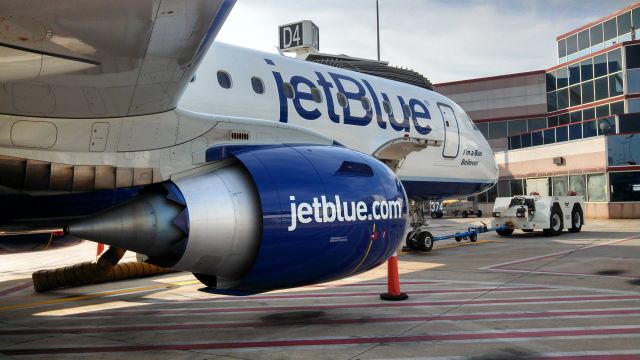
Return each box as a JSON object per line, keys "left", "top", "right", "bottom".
{"left": 380, "top": 251, "right": 408, "bottom": 301}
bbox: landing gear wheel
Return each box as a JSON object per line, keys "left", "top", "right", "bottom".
{"left": 417, "top": 231, "right": 434, "bottom": 252}
{"left": 568, "top": 208, "right": 583, "bottom": 233}
{"left": 543, "top": 207, "right": 563, "bottom": 237}
{"left": 476, "top": 210, "right": 483, "bottom": 217}
{"left": 496, "top": 228, "right": 514, "bottom": 236}
{"left": 436, "top": 212, "right": 443, "bottom": 219}
{"left": 469, "top": 233, "right": 477, "bottom": 242}
{"left": 461, "top": 211, "right": 468, "bottom": 218}
{"left": 455, "top": 236, "right": 462, "bottom": 242}
{"left": 431, "top": 212, "right": 438, "bottom": 219}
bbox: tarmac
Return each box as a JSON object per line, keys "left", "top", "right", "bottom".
{"left": 1, "top": 217, "right": 639, "bottom": 359}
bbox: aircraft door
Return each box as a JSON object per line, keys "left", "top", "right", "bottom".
{"left": 438, "top": 103, "right": 460, "bottom": 158}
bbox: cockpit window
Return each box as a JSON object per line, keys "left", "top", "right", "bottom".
{"left": 465, "top": 113, "right": 478, "bottom": 131}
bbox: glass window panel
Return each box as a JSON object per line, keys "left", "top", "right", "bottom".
{"left": 543, "top": 129, "right": 555, "bottom": 144}
{"left": 508, "top": 119, "right": 528, "bottom": 136}
{"left": 556, "top": 67, "right": 568, "bottom": 88}
{"left": 627, "top": 45, "right": 640, "bottom": 69}
{"left": 497, "top": 180, "right": 510, "bottom": 197}
{"left": 619, "top": 113, "right": 640, "bottom": 133}
{"left": 521, "top": 133, "right": 532, "bottom": 148}
{"left": 509, "top": 135, "right": 521, "bottom": 150}
{"left": 528, "top": 118, "right": 547, "bottom": 131}
{"left": 581, "top": 81, "right": 595, "bottom": 104}
{"left": 634, "top": 7, "right": 640, "bottom": 27}
{"left": 559, "top": 113, "right": 570, "bottom": 125}
{"left": 598, "top": 117, "right": 615, "bottom": 135}
{"left": 583, "top": 120, "right": 598, "bottom": 138}
{"left": 487, "top": 183, "right": 498, "bottom": 203}
{"left": 569, "top": 84, "right": 582, "bottom": 106}
{"left": 546, "top": 72, "right": 557, "bottom": 92}
{"left": 617, "top": 11, "right": 632, "bottom": 35}
{"left": 547, "top": 91, "right": 558, "bottom": 112}
{"left": 596, "top": 104, "right": 610, "bottom": 118}
{"left": 630, "top": 98, "right": 640, "bottom": 113}
{"left": 609, "top": 73, "right": 624, "bottom": 97}
{"left": 557, "top": 88, "right": 569, "bottom": 109}
{"left": 583, "top": 107, "right": 596, "bottom": 120}
{"left": 610, "top": 172, "right": 640, "bottom": 202}
{"left": 580, "top": 59, "right": 593, "bottom": 81}
{"left": 603, "top": 18, "right": 617, "bottom": 41}
{"left": 566, "top": 34, "right": 578, "bottom": 55}
{"left": 594, "top": 77, "right": 609, "bottom": 101}
{"left": 552, "top": 176, "right": 568, "bottom": 196}
{"left": 569, "top": 123, "right": 582, "bottom": 140}
{"left": 532, "top": 131, "right": 543, "bottom": 146}
{"left": 510, "top": 179, "right": 524, "bottom": 196}
{"left": 627, "top": 68, "right": 640, "bottom": 94}
{"left": 590, "top": 24, "right": 604, "bottom": 45}
{"left": 570, "top": 111, "right": 582, "bottom": 123}
{"left": 607, "top": 49, "right": 622, "bottom": 73}
{"left": 548, "top": 116, "right": 559, "bottom": 127}
{"left": 477, "top": 122, "right": 489, "bottom": 139}
{"left": 569, "top": 63, "right": 580, "bottom": 85}
{"left": 569, "top": 175, "right": 586, "bottom": 197}
{"left": 587, "top": 174, "right": 606, "bottom": 202}
{"left": 558, "top": 39, "right": 567, "bottom": 58}
{"left": 489, "top": 121, "right": 507, "bottom": 139}
{"left": 594, "top": 54, "right": 607, "bottom": 78}
{"left": 556, "top": 126, "right": 568, "bottom": 142}
{"left": 578, "top": 29, "right": 590, "bottom": 51}
{"left": 610, "top": 101, "right": 624, "bottom": 115}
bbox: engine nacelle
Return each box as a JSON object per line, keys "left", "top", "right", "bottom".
{"left": 69, "top": 145, "right": 408, "bottom": 292}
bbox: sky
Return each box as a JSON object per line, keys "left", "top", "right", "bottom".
{"left": 216, "top": 0, "right": 636, "bottom": 83}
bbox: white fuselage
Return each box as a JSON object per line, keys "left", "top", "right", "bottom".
{"left": 180, "top": 43, "right": 498, "bottom": 198}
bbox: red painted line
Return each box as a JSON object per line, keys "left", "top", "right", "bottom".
{"left": 4, "top": 308, "right": 640, "bottom": 336}
{"left": 4, "top": 326, "right": 640, "bottom": 355}
{"left": 537, "top": 355, "right": 640, "bottom": 360}
{"left": 0, "top": 282, "right": 32, "bottom": 297}
{"left": 74, "top": 294, "right": 640, "bottom": 317}
{"left": 193, "top": 286, "right": 550, "bottom": 302}
{"left": 306, "top": 280, "right": 438, "bottom": 288}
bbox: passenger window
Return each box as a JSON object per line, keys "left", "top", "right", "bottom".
{"left": 283, "top": 82, "right": 295, "bottom": 99}
{"left": 251, "top": 77, "right": 264, "bottom": 94}
{"left": 337, "top": 93, "right": 348, "bottom": 108}
{"left": 217, "top": 71, "right": 232, "bottom": 89}
{"left": 311, "top": 87, "right": 323, "bottom": 103}
{"left": 361, "top": 97, "right": 372, "bottom": 111}
{"left": 402, "top": 103, "right": 412, "bottom": 118}
{"left": 382, "top": 100, "right": 393, "bottom": 115}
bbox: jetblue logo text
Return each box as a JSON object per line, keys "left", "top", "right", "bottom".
{"left": 288, "top": 195, "right": 403, "bottom": 232}
{"left": 273, "top": 70, "right": 432, "bottom": 135}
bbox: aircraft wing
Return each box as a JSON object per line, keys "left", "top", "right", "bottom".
{"left": 0, "top": 0, "right": 235, "bottom": 118}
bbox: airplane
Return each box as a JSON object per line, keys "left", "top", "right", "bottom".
{"left": 0, "top": 0, "right": 497, "bottom": 293}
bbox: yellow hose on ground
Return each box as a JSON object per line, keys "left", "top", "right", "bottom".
{"left": 31, "top": 246, "right": 175, "bottom": 292}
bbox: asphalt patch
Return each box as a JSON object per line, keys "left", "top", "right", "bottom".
{"left": 261, "top": 311, "right": 326, "bottom": 325}
{"left": 596, "top": 269, "right": 626, "bottom": 276}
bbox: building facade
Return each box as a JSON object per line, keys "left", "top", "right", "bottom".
{"left": 435, "top": 3, "right": 640, "bottom": 219}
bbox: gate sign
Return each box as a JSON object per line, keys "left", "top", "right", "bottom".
{"left": 279, "top": 20, "right": 319, "bottom": 52}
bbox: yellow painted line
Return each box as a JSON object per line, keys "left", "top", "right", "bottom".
{"left": 0, "top": 281, "right": 191, "bottom": 312}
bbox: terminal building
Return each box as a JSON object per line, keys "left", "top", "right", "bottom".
{"left": 434, "top": 2, "right": 640, "bottom": 219}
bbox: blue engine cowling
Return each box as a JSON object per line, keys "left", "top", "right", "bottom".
{"left": 172, "top": 144, "right": 408, "bottom": 292}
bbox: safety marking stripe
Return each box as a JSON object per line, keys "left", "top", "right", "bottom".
{"left": 0, "top": 282, "right": 31, "bottom": 297}
{"left": 486, "top": 268, "right": 640, "bottom": 280}
{"left": 0, "top": 283, "right": 181, "bottom": 312}
{"left": 4, "top": 308, "right": 640, "bottom": 335}
{"left": 3, "top": 326, "right": 640, "bottom": 355}
{"left": 483, "top": 235, "right": 640, "bottom": 270}
{"left": 72, "top": 294, "right": 640, "bottom": 317}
